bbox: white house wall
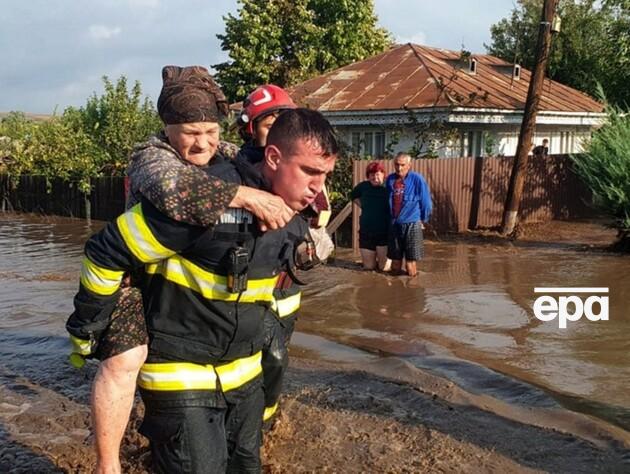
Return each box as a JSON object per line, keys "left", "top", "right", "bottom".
{"left": 338, "top": 123, "right": 594, "bottom": 158}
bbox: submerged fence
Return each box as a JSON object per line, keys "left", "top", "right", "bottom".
{"left": 0, "top": 175, "right": 126, "bottom": 222}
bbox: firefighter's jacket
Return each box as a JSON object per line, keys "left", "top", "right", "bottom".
{"left": 67, "top": 155, "right": 309, "bottom": 403}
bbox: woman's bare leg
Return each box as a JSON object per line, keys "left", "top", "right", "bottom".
{"left": 91, "top": 344, "right": 147, "bottom": 474}
{"left": 359, "top": 248, "right": 376, "bottom": 270}
{"left": 375, "top": 246, "right": 390, "bottom": 272}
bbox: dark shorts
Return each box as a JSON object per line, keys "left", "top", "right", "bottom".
{"left": 388, "top": 222, "right": 424, "bottom": 261}
{"left": 95, "top": 286, "right": 148, "bottom": 361}
{"left": 359, "top": 231, "right": 388, "bottom": 251}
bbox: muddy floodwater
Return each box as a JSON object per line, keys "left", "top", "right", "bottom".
{"left": 1, "top": 212, "right": 629, "bottom": 471}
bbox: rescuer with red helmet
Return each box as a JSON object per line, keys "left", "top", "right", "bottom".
{"left": 238, "top": 84, "right": 297, "bottom": 147}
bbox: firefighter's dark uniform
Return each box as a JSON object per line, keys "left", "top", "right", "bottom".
{"left": 67, "top": 154, "right": 308, "bottom": 473}
{"left": 239, "top": 143, "right": 302, "bottom": 423}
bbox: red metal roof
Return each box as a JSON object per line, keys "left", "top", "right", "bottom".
{"left": 289, "top": 44, "right": 603, "bottom": 114}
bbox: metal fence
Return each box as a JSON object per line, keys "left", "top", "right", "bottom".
{"left": 352, "top": 154, "right": 594, "bottom": 251}
{"left": 1, "top": 154, "right": 594, "bottom": 246}
{"left": 0, "top": 175, "right": 126, "bottom": 221}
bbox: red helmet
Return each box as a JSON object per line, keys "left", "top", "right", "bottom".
{"left": 240, "top": 85, "right": 296, "bottom": 135}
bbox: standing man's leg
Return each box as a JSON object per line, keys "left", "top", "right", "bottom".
{"left": 405, "top": 259, "right": 417, "bottom": 277}
{"left": 403, "top": 222, "right": 423, "bottom": 277}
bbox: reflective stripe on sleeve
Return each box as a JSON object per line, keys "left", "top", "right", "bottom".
{"left": 270, "top": 292, "right": 301, "bottom": 318}
{"left": 263, "top": 402, "right": 279, "bottom": 422}
{"left": 70, "top": 334, "right": 92, "bottom": 356}
{"left": 138, "top": 352, "right": 262, "bottom": 392}
{"left": 145, "top": 256, "right": 277, "bottom": 303}
{"left": 79, "top": 257, "right": 124, "bottom": 296}
{"left": 116, "top": 203, "right": 175, "bottom": 263}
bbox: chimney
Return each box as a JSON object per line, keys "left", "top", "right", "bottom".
{"left": 512, "top": 64, "right": 521, "bottom": 81}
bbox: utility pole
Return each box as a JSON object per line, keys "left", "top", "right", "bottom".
{"left": 501, "top": 0, "right": 559, "bottom": 235}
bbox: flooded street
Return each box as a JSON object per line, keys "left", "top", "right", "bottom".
{"left": 300, "top": 244, "right": 630, "bottom": 430}
{"left": 1, "top": 212, "right": 629, "bottom": 471}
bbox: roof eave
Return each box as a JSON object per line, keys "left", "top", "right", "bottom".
{"left": 320, "top": 107, "right": 605, "bottom": 127}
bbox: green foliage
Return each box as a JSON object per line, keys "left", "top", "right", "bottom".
{"left": 0, "top": 112, "right": 36, "bottom": 174}
{"left": 384, "top": 110, "right": 460, "bottom": 159}
{"left": 0, "top": 76, "right": 161, "bottom": 192}
{"left": 0, "top": 113, "right": 107, "bottom": 192}
{"left": 326, "top": 141, "right": 357, "bottom": 213}
{"left": 220, "top": 113, "right": 245, "bottom": 148}
{"left": 487, "top": 0, "right": 630, "bottom": 107}
{"left": 571, "top": 98, "right": 630, "bottom": 248}
{"left": 71, "top": 76, "right": 162, "bottom": 175}
{"left": 215, "top": 0, "right": 391, "bottom": 101}
{"left": 483, "top": 132, "right": 498, "bottom": 156}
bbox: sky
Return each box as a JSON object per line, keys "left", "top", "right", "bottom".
{"left": 0, "top": 0, "right": 515, "bottom": 114}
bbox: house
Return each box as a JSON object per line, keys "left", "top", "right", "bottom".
{"left": 289, "top": 43, "right": 604, "bottom": 158}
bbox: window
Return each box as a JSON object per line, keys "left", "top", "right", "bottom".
{"left": 375, "top": 132, "right": 385, "bottom": 156}
{"left": 351, "top": 132, "right": 361, "bottom": 153}
{"left": 364, "top": 132, "right": 373, "bottom": 156}
{"left": 349, "top": 130, "right": 386, "bottom": 157}
{"left": 466, "top": 131, "right": 482, "bottom": 157}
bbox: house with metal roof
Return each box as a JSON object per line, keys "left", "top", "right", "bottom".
{"left": 289, "top": 43, "right": 604, "bottom": 158}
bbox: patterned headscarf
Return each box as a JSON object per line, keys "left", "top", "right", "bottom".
{"left": 157, "top": 65, "right": 229, "bottom": 124}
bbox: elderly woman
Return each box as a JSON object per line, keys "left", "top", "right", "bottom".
{"left": 350, "top": 161, "right": 391, "bottom": 271}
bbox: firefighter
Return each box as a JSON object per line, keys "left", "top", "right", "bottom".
{"left": 67, "top": 104, "right": 338, "bottom": 473}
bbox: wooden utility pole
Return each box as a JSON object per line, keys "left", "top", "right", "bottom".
{"left": 501, "top": 0, "right": 559, "bottom": 235}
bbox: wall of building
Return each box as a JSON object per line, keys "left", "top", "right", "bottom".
{"left": 337, "top": 123, "right": 593, "bottom": 159}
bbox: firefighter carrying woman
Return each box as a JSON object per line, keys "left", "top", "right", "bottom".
{"left": 66, "top": 65, "right": 337, "bottom": 473}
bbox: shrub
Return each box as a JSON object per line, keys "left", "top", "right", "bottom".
{"left": 571, "top": 102, "right": 630, "bottom": 251}
{"left": 0, "top": 76, "right": 161, "bottom": 191}
{"left": 70, "top": 76, "right": 162, "bottom": 175}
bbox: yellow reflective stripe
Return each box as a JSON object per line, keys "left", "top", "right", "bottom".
{"left": 70, "top": 335, "right": 92, "bottom": 356}
{"left": 263, "top": 403, "right": 279, "bottom": 422}
{"left": 271, "top": 292, "right": 301, "bottom": 318}
{"left": 116, "top": 204, "right": 175, "bottom": 263}
{"left": 138, "top": 352, "right": 262, "bottom": 392}
{"left": 80, "top": 257, "right": 123, "bottom": 296}
{"left": 215, "top": 351, "right": 262, "bottom": 392}
{"left": 146, "top": 256, "right": 277, "bottom": 303}
{"left": 138, "top": 362, "right": 218, "bottom": 391}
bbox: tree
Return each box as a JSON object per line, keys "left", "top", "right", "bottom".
{"left": 0, "top": 76, "right": 161, "bottom": 190}
{"left": 486, "top": 0, "right": 630, "bottom": 107}
{"left": 67, "top": 76, "right": 162, "bottom": 175}
{"left": 571, "top": 98, "right": 630, "bottom": 251}
{"left": 214, "top": 0, "right": 391, "bottom": 101}
{"left": 0, "top": 112, "right": 107, "bottom": 192}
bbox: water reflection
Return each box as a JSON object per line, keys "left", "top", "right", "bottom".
{"left": 301, "top": 241, "right": 630, "bottom": 425}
